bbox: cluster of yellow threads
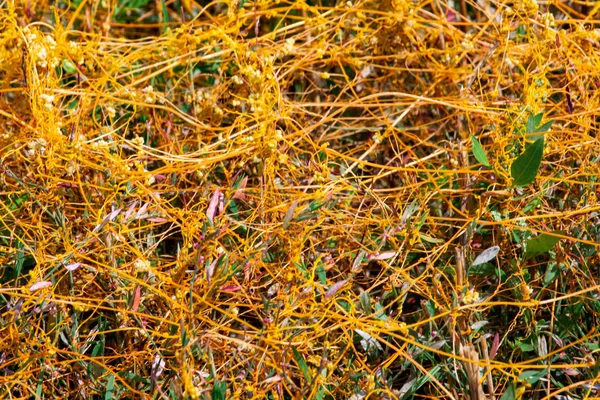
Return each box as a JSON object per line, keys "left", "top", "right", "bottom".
{"left": 524, "top": 74, "right": 550, "bottom": 114}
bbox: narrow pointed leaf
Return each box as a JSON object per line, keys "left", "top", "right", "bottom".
{"left": 123, "top": 200, "right": 138, "bottom": 222}
{"left": 29, "top": 281, "right": 53, "bottom": 292}
{"left": 510, "top": 137, "right": 544, "bottom": 187}
{"left": 136, "top": 202, "right": 150, "bottom": 219}
{"left": 359, "top": 290, "right": 371, "bottom": 313}
{"left": 471, "top": 245, "right": 500, "bottom": 266}
{"left": 65, "top": 262, "right": 81, "bottom": 271}
{"left": 536, "top": 120, "right": 553, "bottom": 133}
{"left": 325, "top": 279, "right": 348, "bottom": 298}
{"left": 351, "top": 251, "right": 366, "bottom": 273}
{"left": 526, "top": 113, "right": 544, "bottom": 134}
{"left": 232, "top": 175, "right": 248, "bottom": 200}
{"left": 206, "top": 188, "right": 221, "bottom": 224}
{"left": 471, "top": 135, "right": 491, "bottom": 167}
{"left": 131, "top": 285, "right": 141, "bottom": 312}
{"left": 104, "top": 374, "right": 115, "bottom": 400}
{"left": 283, "top": 200, "right": 298, "bottom": 229}
{"left": 292, "top": 347, "right": 312, "bottom": 382}
{"left": 94, "top": 208, "right": 122, "bottom": 233}
{"left": 526, "top": 113, "right": 539, "bottom": 134}
{"left": 370, "top": 251, "right": 396, "bottom": 261}
{"left": 206, "top": 258, "right": 218, "bottom": 283}
{"left": 212, "top": 380, "right": 226, "bottom": 400}
{"left": 499, "top": 382, "right": 516, "bottom": 400}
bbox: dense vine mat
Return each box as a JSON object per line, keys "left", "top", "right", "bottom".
{"left": 1, "top": 0, "right": 600, "bottom": 399}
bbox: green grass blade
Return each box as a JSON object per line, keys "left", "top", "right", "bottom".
{"left": 292, "top": 346, "right": 312, "bottom": 383}
{"left": 104, "top": 374, "right": 115, "bottom": 400}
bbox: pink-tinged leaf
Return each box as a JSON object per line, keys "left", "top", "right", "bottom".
{"left": 65, "top": 262, "right": 81, "bottom": 271}
{"left": 262, "top": 376, "right": 281, "bottom": 384}
{"left": 206, "top": 188, "right": 222, "bottom": 224}
{"left": 136, "top": 202, "right": 150, "bottom": 219}
{"left": 232, "top": 176, "right": 248, "bottom": 200}
{"left": 151, "top": 354, "right": 166, "bottom": 382}
{"left": 131, "top": 285, "right": 141, "bottom": 312}
{"left": 29, "top": 281, "right": 53, "bottom": 292}
{"left": 351, "top": 251, "right": 366, "bottom": 273}
{"left": 146, "top": 217, "right": 168, "bottom": 223}
{"left": 232, "top": 191, "right": 246, "bottom": 200}
{"left": 217, "top": 192, "right": 224, "bottom": 215}
{"left": 219, "top": 285, "right": 242, "bottom": 292}
{"left": 123, "top": 200, "right": 139, "bottom": 222}
{"left": 153, "top": 174, "right": 166, "bottom": 182}
{"left": 57, "top": 182, "right": 78, "bottom": 188}
{"left": 446, "top": 8, "right": 457, "bottom": 22}
{"left": 283, "top": 200, "right": 298, "bottom": 229}
{"left": 206, "top": 258, "right": 218, "bottom": 283}
{"left": 489, "top": 333, "right": 500, "bottom": 360}
{"left": 325, "top": 279, "right": 347, "bottom": 299}
{"left": 370, "top": 251, "right": 396, "bottom": 261}
{"left": 93, "top": 208, "right": 122, "bottom": 233}
{"left": 563, "top": 368, "right": 580, "bottom": 376}
{"left": 216, "top": 221, "right": 232, "bottom": 237}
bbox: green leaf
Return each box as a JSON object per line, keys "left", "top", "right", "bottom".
{"left": 526, "top": 114, "right": 553, "bottom": 141}
{"left": 104, "top": 375, "right": 115, "bottom": 400}
{"left": 544, "top": 263, "right": 561, "bottom": 286}
{"left": 374, "top": 302, "right": 388, "bottom": 321}
{"left": 526, "top": 113, "right": 543, "bottom": 134}
{"left": 359, "top": 290, "right": 371, "bottom": 313}
{"left": 62, "top": 59, "right": 78, "bottom": 74}
{"left": 316, "top": 262, "right": 326, "bottom": 286}
{"left": 527, "top": 113, "right": 553, "bottom": 134}
{"left": 510, "top": 137, "right": 544, "bottom": 187}
{"left": 471, "top": 135, "right": 491, "bottom": 167}
{"left": 518, "top": 342, "right": 534, "bottom": 352}
{"left": 160, "top": 0, "right": 170, "bottom": 34}
{"left": 536, "top": 120, "right": 553, "bottom": 133}
{"left": 315, "top": 385, "right": 327, "bottom": 400}
{"left": 292, "top": 347, "right": 312, "bottom": 382}
{"left": 524, "top": 231, "right": 565, "bottom": 260}
{"left": 519, "top": 370, "right": 546, "bottom": 385}
{"left": 522, "top": 197, "right": 541, "bottom": 214}
{"left": 419, "top": 233, "right": 444, "bottom": 243}
{"left": 308, "top": 199, "right": 326, "bottom": 212}
{"left": 499, "top": 382, "right": 516, "bottom": 400}
{"left": 425, "top": 299, "right": 436, "bottom": 317}
{"left": 212, "top": 379, "right": 227, "bottom": 400}
{"left": 91, "top": 337, "right": 105, "bottom": 358}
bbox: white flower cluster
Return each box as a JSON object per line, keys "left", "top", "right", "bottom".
{"left": 134, "top": 259, "right": 151, "bottom": 272}
{"left": 39, "top": 93, "right": 55, "bottom": 111}
{"left": 105, "top": 106, "right": 116, "bottom": 119}
{"left": 141, "top": 85, "right": 156, "bottom": 103}
{"left": 24, "top": 28, "right": 59, "bottom": 69}
{"left": 25, "top": 137, "right": 48, "bottom": 158}
{"left": 281, "top": 38, "right": 295, "bottom": 55}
